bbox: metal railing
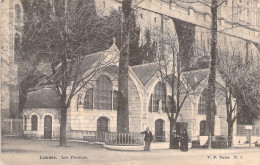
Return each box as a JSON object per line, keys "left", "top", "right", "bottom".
{"left": 2, "top": 119, "right": 23, "bottom": 134}
{"left": 68, "top": 130, "right": 106, "bottom": 142}
{"left": 105, "top": 132, "right": 144, "bottom": 146}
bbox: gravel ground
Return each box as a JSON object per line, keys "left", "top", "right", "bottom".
{"left": 1, "top": 136, "right": 260, "bottom": 165}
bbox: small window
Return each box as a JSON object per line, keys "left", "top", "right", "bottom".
{"left": 14, "top": 33, "right": 20, "bottom": 61}
{"left": 141, "top": 13, "right": 143, "bottom": 18}
{"left": 31, "top": 115, "right": 38, "bottom": 131}
{"left": 103, "top": 1, "right": 105, "bottom": 7}
{"left": 149, "top": 94, "right": 153, "bottom": 112}
{"left": 154, "top": 17, "right": 157, "bottom": 23}
{"left": 15, "top": 4, "right": 21, "bottom": 20}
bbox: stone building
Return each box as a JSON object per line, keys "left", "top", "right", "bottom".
{"left": 23, "top": 42, "right": 230, "bottom": 141}
{"left": 2, "top": 0, "right": 259, "bottom": 140}
{"left": 1, "top": 0, "right": 24, "bottom": 132}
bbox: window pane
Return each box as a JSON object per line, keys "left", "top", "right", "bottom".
{"left": 153, "top": 82, "right": 164, "bottom": 112}
{"left": 149, "top": 94, "right": 153, "bottom": 112}
{"left": 31, "top": 115, "right": 38, "bottom": 131}
{"left": 198, "top": 89, "right": 216, "bottom": 115}
{"left": 14, "top": 34, "right": 20, "bottom": 61}
{"left": 84, "top": 89, "right": 93, "bottom": 109}
{"left": 95, "top": 75, "right": 112, "bottom": 110}
{"left": 24, "top": 115, "right": 27, "bottom": 131}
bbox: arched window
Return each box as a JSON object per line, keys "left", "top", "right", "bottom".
{"left": 31, "top": 115, "right": 38, "bottom": 131}
{"left": 95, "top": 75, "right": 112, "bottom": 110}
{"left": 198, "top": 89, "right": 216, "bottom": 115}
{"left": 24, "top": 115, "right": 27, "bottom": 131}
{"left": 153, "top": 82, "right": 165, "bottom": 112}
{"left": 113, "top": 90, "right": 118, "bottom": 110}
{"left": 84, "top": 88, "right": 93, "bottom": 109}
{"left": 15, "top": 4, "right": 21, "bottom": 20}
{"left": 14, "top": 33, "right": 20, "bottom": 61}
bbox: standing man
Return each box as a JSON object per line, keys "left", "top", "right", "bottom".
{"left": 141, "top": 127, "right": 153, "bottom": 151}
{"left": 180, "top": 129, "right": 189, "bottom": 152}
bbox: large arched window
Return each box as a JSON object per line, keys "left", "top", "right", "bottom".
{"left": 84, "top": 88, "right": 93, "bottom": 109}
{"left": 198, "top": 89, "right": 216, "bottom": 115}
{"left": 113, "top": 90, "right": 118, "bottom": 110}
{"left": 95, "top": 75, "right": 112, "bottom": 110}
{"left": 31, "top": 115, "right": 38, "bottom": 131}
{"left": 153, "top": 82, "right": 165, "bottom": 112}
{"left": 14, "top": 33, "right": 20, "bottom": 61}
{"left": 15, "top": 4, "right": 21, "bottom": 20}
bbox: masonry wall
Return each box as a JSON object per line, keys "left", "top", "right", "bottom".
{"left": 128, "top": 77, "right": 143, "bottom": 133}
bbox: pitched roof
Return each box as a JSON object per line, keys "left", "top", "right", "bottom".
{"left": 24, "top": 87, "right": 60, "bottom": 109}
{"left": 131, "top": 62, "right": 160, "bottom": 86}
{"left": 182, "top": 69, "right": 209, "bottom": 90}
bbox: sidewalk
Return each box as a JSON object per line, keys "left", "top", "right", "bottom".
{"left": 1, "top": 136, "right": 260, "bottom": 165}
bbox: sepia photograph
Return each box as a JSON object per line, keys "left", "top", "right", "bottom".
{"left": 1, "top": 0, "right": 260, "bottom": 164}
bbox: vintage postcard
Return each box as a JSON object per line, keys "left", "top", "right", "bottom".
{"left": 1, "top": 0, "right": 260, "bottom": 165}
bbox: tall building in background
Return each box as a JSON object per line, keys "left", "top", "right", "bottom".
{"left": 1, "top": 0, "right": 23, "bottom": 124}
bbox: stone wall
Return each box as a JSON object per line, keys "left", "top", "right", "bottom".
{"left": 128, "top": 77, "right": 143, "bottom": 133}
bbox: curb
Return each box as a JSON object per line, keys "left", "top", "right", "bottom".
{"left": 103, "top": 144, "right": 144, "bottom": 151}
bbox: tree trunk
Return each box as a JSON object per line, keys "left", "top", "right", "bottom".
{"left": 59, "top": 97, "right": 67, "bottom": 146}
{"left": 206, "top": 0, "right": 218, "bottom": 143}
{"left": 117, "top": 0, "right": 132, "bottom": 133}
{"left": 169, "top": 120, "right": 178, "bottom": 149}
{"left": 227, "top": 121, "right": 234, "bottom": 147}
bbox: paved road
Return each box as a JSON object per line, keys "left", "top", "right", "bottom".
{"left": 1, "top": 136, "right": 260, "bottom": 165}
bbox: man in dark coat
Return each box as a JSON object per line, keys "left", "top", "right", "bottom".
{"left": 171, "top": 132, "right": 180, "bottom": 149}
{"left": 180, "top": 130, "right": 189, "bottom": 151}
{"left": 141, "top": 127, "right": 153, "bottom": 151}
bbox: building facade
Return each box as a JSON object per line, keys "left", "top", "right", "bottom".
{"left": 1, "top": 0, "right": 23, "bottom": 132}
{"left": 23, "top": 43, "right": 230, "bottom": 142}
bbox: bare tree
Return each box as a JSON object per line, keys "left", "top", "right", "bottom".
{"left": 153, "top": 24, "right": 208, "bottom": 149}
{"left": 21, "top": 0, "right": 121, "bottom": 146}
{"left": 218, "top": 48, "right": 260, "bottom": 147}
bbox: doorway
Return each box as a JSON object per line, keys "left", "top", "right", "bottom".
{"left": 44, "top": 115, "right": 52, "bottom": 139}
{"left": 97, "top": 117, "right": 109, "bottom": 132}
{"left": 155, "top": 119, "right": 165, "bottom": 142}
